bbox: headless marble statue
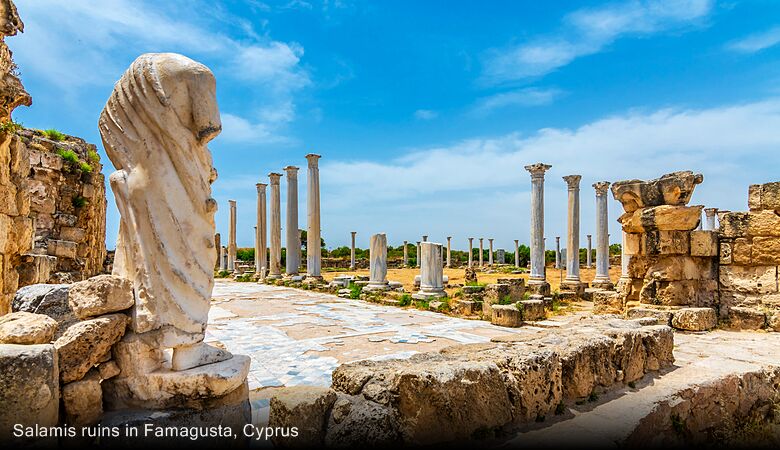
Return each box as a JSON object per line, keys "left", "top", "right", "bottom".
{"left": 99, "top": 53, "right": 230, "bottom": 371}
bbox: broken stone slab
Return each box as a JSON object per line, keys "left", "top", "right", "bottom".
{"left": 671, "top": 307, "right": 717, "bottom": 331}
{"left": 12, "top": 283, "right": 74, "bottom": 324}
{"left": 171, "top": 341, "right": 233, "bottom": 371}
{"left": 54, "top": 313, "right": 128, "bottom": 383}
{"left": 62, "top": 369, "right": 103, "bottom": 427}
{"left": 451, "top": 299, "right": 477, "bottom": 315}
{"left": 626, "top": 307, "right": 673, "bottom": 325}
{"left": 726, "top": 306, "right": 767, "bottom": 330}
{"left": 97, "top": 360, "right": 121, "bottom": 380}
{"left": 519, "top": 299, "right": 546, "bottom": 321}
{"left": 619, "top": 205, "right": 703, "bottom": 233}
{"left": 0, "top": 344, "right": 59, "bottom": 443}
{"left": 690, "top": 230, "right": 718, "bottom": 256}
{"left": 491, "top": 304, "right": 522, "bottom": 327}
{"left": 324, "top": 394, "right": 402, "bottom": 447}
{"left": 0, "top": 311, "right": 58, "bottom": 344}
{"left": 748, "top": 181, "right": 780, "bottom": 212}
{"left": 462, "top": 285, "right": 485, "bottom": 294}
{"left": 67, "top": 274, "right": 134, "bottom": 319}
{"left": 593, "top": 290, "right": 625, "bottom": 315}
{"left": 268, "top": 386, "right": 337, "bottom": 447}
{"left": 611, "top": 171, "right": 704, "bottom": 213}
{"left": 718, "top": 265, "right": 778, "bottom": 295}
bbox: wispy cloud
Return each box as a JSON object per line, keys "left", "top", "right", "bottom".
{"left": 413, "top": 109, "right": 438, "bottom": 120}
{"left": 471, "top": 88, "right": 562, "bottom": 116}
{"left": 727, "top": 26, "right": 780, "bottom": 54}
{"left": 481, "top": 0, "right": 712, "bottom": 84}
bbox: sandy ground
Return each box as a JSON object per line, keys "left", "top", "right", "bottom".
{"left": 321, "top": 266, "right": 623, "bottom": 294}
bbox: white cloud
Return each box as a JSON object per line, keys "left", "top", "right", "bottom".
{"left": 218, "top": 113, "right": 291, "bottom": 144}
{"left": 482, "top": 0, "right": 712, "bottom": 84}
{"left": 414, "top": 109, "right": 438, "bottom": 120}
{"left": 727, "top": 26, "right": 780, "bottom": 54}
{"left": 471, "top": 88, "right": 561, "bottom": 116}
{"left": 318, "top": 99, "right": 780, "bottom": 248}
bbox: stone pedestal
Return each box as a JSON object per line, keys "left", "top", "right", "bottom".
{"left": 413, "top": 242, "right": 446, "bottom": 300}
{"left": 268, "top": 173, "right": 283, "bottom": 279}
{"left": 592, "top": 181, "right": 614, "bottom": 290}
{"left": 525, "top": 163, "right": 551, "bottom": 295}
{"left": 364, "top": 233, "right": 390, "bottom": 292}
{"left": 256, "top": 183, "right": 267, "bottom": 279}
{"left": 284, "top": 166, "right": 300, "bottom": 277}
{"left": 305, "top": 154, "right": 323, "bottom": 280}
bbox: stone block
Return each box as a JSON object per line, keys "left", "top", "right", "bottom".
{"left": 719, "top": 212, "right": 749, "bottom": 238}
{"left": 642, "top": 279, "right": 719, "bottom": 307}
{"left": 62, "top": 370, "right": 103, "bottom": 427}
{"left": 719, "top": 265, "right": 778, "bottom": 295}
{"left": 483, "top": 283, "right": 511, "bottom": 319}
{"left": 268, "top": 386, "right": 337, "bottom": 448}
{"left": 592, "top": 290, "right": 624, "bottom": 314}
{"left": 0, "top": 311, "right": 58, "bottom": 344}
{"left": 747, "top": 210, "right": 780, "bottom": 237}
{"left": 642, "top": 230, "right": 689, "bottom": 255}
{"left": 16, "top": 253, "right": 57, "bottom": 286}
{"left": 12, "top": 284, "right": 76, "bottom": 330}
{"left": 491, "top": 304, "right": 523, "bottom": 327}
{"left": 610, "top": 171, "right": 703, "bottom": 212}
{"left": 54, "top": 313, "right": 127, "bottom": 383}
{"left": 462, "top": 285, "right": 485, "bottom": 295}
{"left": 642, "top": 256, "right": 715, "bottom": 282}
{"left": 748, "top": 184, "right": 761, "bottom": 211}
{"left": 732, "top": 237, "right": 752, "bottom": 265}
{"left": 719, "top": 241, "right": 732, "bottom": 265}
{"left": 624, "top": 232, "right": 641, "bottom": 255}
{"left": 626, "top": 307, "right": 673, "bottom": 325}
{"left": 769, "top": 312, "right": 780, "bottom": 332}
{"left": 39, "top": 151, "right": 63, "bottom": 170}
{"left": 496, "top": 278, "right": 526, "bottom": 300}
{"left": 0, "top": 344, "right": 59, "bottom": 443}
{"left": 671, "top": 308, "right": 717, "bottom": 331}
{"left": 97, "top": 360, "right": 121, "bottom": 380}
{"left": 519, "top": 299, "right": 545, "bottom": 321}
{"left": 749, "top": 181, "right": 780, "bottom": 211}
{"left": 68, "top": 274, "right": 134, "bottom": 319}
{"left": 27, "top": 178, "right": 56, "bottom": 214}
{"left": 47, "top": 239, "right": 77, "bottom": 258}
{"left": 60, "top": 226, "right": 87, "bottom": 243}
{"left": 619, "top": 205, "right": 702, "bottom": 233}
{"left": 690, "top": 230, "right": 718, "bottom": 257}
{"left": 452, "top": 299, "right": 476, "bottom": 315}
{"left": 751, "top": 236, "right": 780, "bottom": 265}
{"left": 726, "top": 306, "right": 766, "bottom": 330}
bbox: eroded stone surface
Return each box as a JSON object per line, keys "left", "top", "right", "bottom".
{"left": 54, "top": 313, "right": 127, "bottom": 383}
{"left": 62, "top": 370, "right": 103, "bottom": 427}
{"left": 671, "top": 308, "right": 717, "bottom": 331}
{"left": 0, "top": 311, "right": 57, "bottom": 344}
{"left": 611, "top": 171, "right": 703, "bottom": 213}
{"left": 268, "top": 386, "right": 336, "bottom": 447}
{"left": 67, "top": 274, "right": 133, "bottom": 319}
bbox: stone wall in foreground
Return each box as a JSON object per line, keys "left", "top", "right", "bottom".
{"left": 718, "top": 181, "right": 780, "bottom": 330}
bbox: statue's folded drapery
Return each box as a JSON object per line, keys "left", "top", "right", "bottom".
{"left": 99, "top": 53, "right": 221, "bottom": 347}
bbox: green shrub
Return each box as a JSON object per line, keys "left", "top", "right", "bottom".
{"left": 78, "top": 161, "right": 93, "bottom": 173}
{"left": 498, "top": 294, "right": 514, "bottom": 305}
{"left": 56, "top": 148, "right": 79, "bottom": 164}
{"left": 43, "top": 128, "right": 66, "bottom": 141}
{"left": 87, "top": 149, "right": 100, "bottom": 163}
{"left": 236, "top": 248, "right": 255, "bottom": 261}
{"left": 215, "top": 270, "right": 231, "bottom": 278}
{"left": 0, "top": 120, "right": 22, "bottom": 133}
{"left": 398, "top": 294, "right": 412, "bottom": 307}
{"left": 235, "top": 273, "right": 253, "bottom": 282}
{"left": 348, "top": 282, "right": 362, "bottom": 299}
{"left": 72, "top": 196, "right": 88, "bottom": 208}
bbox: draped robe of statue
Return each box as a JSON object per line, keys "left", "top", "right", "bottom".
{"left": 98, "top": 53, "right": 222, "bottom": 353}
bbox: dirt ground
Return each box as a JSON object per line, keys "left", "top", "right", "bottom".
{"left": 322, "top": 265, "right": 623, "bottom": 295}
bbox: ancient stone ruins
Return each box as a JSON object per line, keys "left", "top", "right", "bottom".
{"left": 1, "top": 0, "right": 780, "bottom": 447}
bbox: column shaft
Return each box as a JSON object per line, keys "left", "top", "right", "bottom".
{"left": 592, "top": 181, "right": 612, "bottom": 288}
{"left": 269, "top": 173, "right": 283, "bottom": 278}
{"left": 256, "top": 183, "right": 267, "bottom": 278}
{"left": 284, "top": 166, "right": 300, "bottom": 276}
{"left": 563, "top": 175, "right": 581, "bottom": 283}
{"left": 228, "top": 200, "right": 237, "bottom": 271}
{"left": 306, "top": 154, "right": 322, "bottom": 278}
{"left": 525, "top": 163, "right": 551, "bottom": 289}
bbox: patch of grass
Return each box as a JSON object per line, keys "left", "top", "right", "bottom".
{"left": 414, "top": 299, "right": 430, "bottom": 310}
{"left": 43, "top": 128, "right": 66, "bottom": 141}
{"left": 498, "top": 294, "right": 514, "bottom": 305}
{"left": 465, "top": 281, "right": 486, "bottom": 287}
{"left": 555, "top": 401, "right": 566, "bottom": 415}
{"left": 235, "top": 273, "right": 253, "bottom": 282}
{"left": 348, "top": 282, "right": 363, "bottom": 299}
{"left": 87, "top": 149, "right": 100, "bottom": 163}
{"left": 72, "top": 195, "right": 88, "bottom": 208}
{"left": 56, "top": 148, "right": 79, "bottom": 164}
{"left": 78, "top": 161, "right": 93, "bottom": 173}
{"left": 0, "top": 119, "right": 23, "bottom": 133}
{"left": 398, "top": 294, "right": 412, "bottom": 307}
{"left": 215, "top": 270, "right": 231, "bottom": 278}
{"left": 588, "top": 390, "right": 599, "bottom": 403}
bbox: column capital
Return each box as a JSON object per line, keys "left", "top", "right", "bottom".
{"left": 488, "top": 238, "right": 493, "bottom": 243}
{"left": 351, "top": 231, "right": 357, "bottom": 236}
{"left": 525, "top": 162, "right": 552, "bottom": 178}
{"left": 514, "top": 239, "right": 519, "bottom": 244}
{"left": 283, "top": 165, "right": 299, "bottom": 176}
{"left": 592, "top": 181, "right": 610, "bottom": 195}
{"left": 587, "top": 234, "right": 592, "bottom": 238}
{"left": 268, "top": 172, "right": 282, "bottom": 183}
{"left": 479, "top": 238, "right": 483, "bottom": 242}
{"left": 555, "top": 236, "right": 560, "bottom": 242}
{"left": 563, "top": 174, "right": 581, "bottom": 189}
{"left": 704, "top": 207, "right": 718, "bottom": 215}
{"left": 305, "top": 153, "right": 321, "bottom": 166}
{"left": 416, "top": 241, "right": 421, "bottom": 245}
{"left": 228, "top": 199, "right": 236, "bottom": 206}
{"left": 256, "top": 182, "right": 267, "bottom": 192}
{"left": 403, "top": 240, "right": 407, "bottom": 244}
{"left": 447, "top": 236, "right": 452, "bottom": 240}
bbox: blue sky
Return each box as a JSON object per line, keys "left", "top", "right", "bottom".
{"left": 8, "top": 0, "right": 780, "bottom": 251}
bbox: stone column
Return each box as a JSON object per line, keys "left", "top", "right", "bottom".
{"left": 704, "top": 207, "right": 718, "bottom": 230}
{"left": 488, "top": 238, "right": 494, "bottom": 265}
{"left": 554, "top": 236, "right": 561, "bottom": 269}
{"left": 468, "top": 238, "right": 474, "bottom": 267}
{"left": 284, "top": 166, "right": 300, "bottom": 277}
{"left": 228, "top": 200, "right": 237, "bottom": 271}
{"left": 514, "top": 239, "right": 519, "bottom": 267}
{"left": 256, "top": 183, "right": 267, "bottom": 279}
{"left": 306, "top": 154, "right": 322, "bottom": 280}
{"left": 620, "top": 232, "right": 630, "bottom": 280}
{"left": 413, "top": 242, "right": 446, "bottom": 299}
{"left": 365, "top": 233, "right": 389, "bottom": 291}
{"left": 525, "top": 163, "right": 552, "bottom": 296}
{"left": 446, "top": 236, "right": 452, "bottom": 268}
{"left": 403, "top": 240, "right": 408, "bottom": 267}
{"left": 561, "top": 175, "right": 585, "bottom": 293}
{"left": 268, "top": 173, "right": 283, "bottom": 279}
{"left": 219, "top": 245, "right": 226, "bottom": 271}
{"left": 214, "top": 233, "right": 221, "bottom": 269}
{"left": 416, "top": 241, "right": 421, "bottom": 268}
{"left": 592, "top": 181, "right": 613, "bottom": 289}
{"left": 479, "top": 238, "right": 484, "bottom": 267}
{"left": 586, "top": 234, "right": 592, "bottom": 268}
{"left": 350, "top": 231, "right": 357, "bottom": 270}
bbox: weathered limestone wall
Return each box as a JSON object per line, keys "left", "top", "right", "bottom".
{"left": 718, "top": 181, "right": 780, "bottom": 330}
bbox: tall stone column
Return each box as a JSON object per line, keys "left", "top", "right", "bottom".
{"left": 514, "top": 239, "right": 520, "bottom": 267}
{"left": 704, "top": 207, "right": 718, "bottom": 230}
{"left": 525, "top": 163, "right": 552, "bottom": 296}
{"left": 416, "top": 241, "right": 421, "bottom": 268}
{"left": 350, "top": 231, "right": 357, "bottom": 270}
{"left": 488, "top": 238, "right": 494, "bottom": 265}
{"left": 561, "top": 175, "right": 585, "bottom": 293}
{"left": 403, "top": 240, "right": 408, "bottom": 266}
{"left": 446, "top": 236, "right": 452, "bottom": 268}
{"left": 284, "top": 166, "right": 300, "bottom": 277}
{"left": 586, "top": 234, "right": 592, "bottom": 268}
{"left": 268, "top": 172, "right": 283, "bottom": 279}
{"left": 214, "top": 233, "right": 221, "bottom": 269}
{"left": 592, "top": 181, "right": 613, "bottom": 289}
{"left": 468, "top": 238, "right": 474, "bottom": 267}
{"left": 306, "top": 154, "right": 322, "bottom": 280}
{"left": 554, "top": 236, "right": 561, "bottom": 269}
{"left": 228, "top": 200, "right": 237, "bottom": 271}
{"left": 256, "top": 183, "right": 267, "bottom": 279}
{"left": 479, "top": 238, "right": 484, "bottom": 267}
{"left": 365, "top": 233, "right": 389, "bottom": 291}
{"left": 413, "top": 242, "right": 446, "bottom": 299}
{"left": 219, "top": 245, "right": 226, "bottom": 271}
